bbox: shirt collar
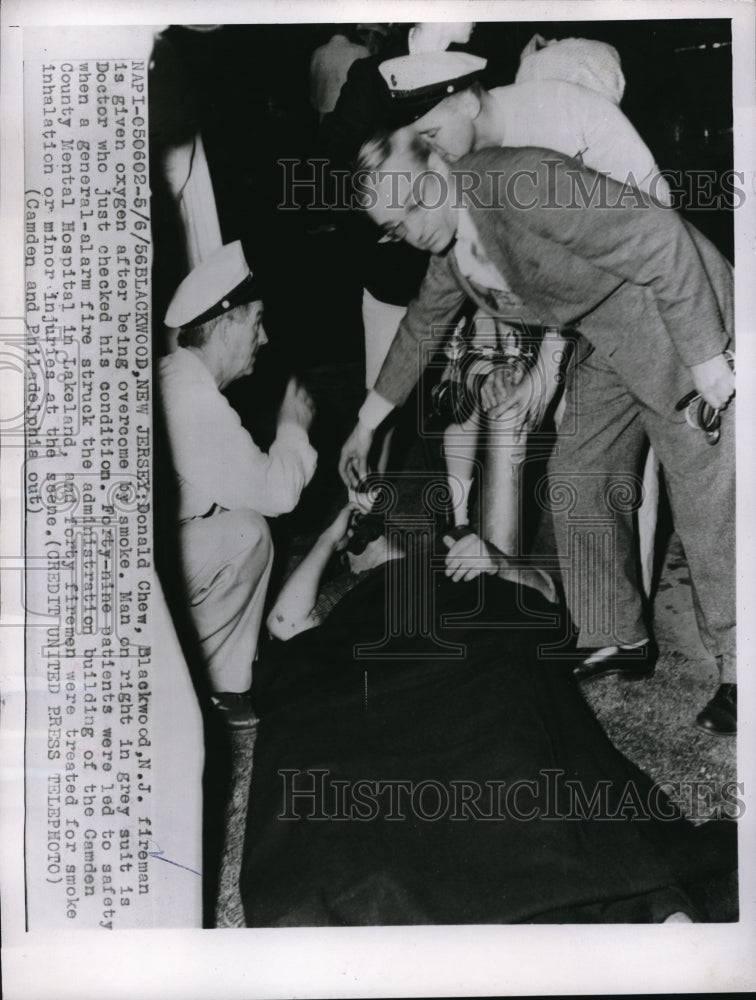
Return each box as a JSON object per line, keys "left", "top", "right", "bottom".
{"left": 453, "top": 205, "right": 510, "bottom": 291}
{"left": 174, "top": 346, "right": 218, "bottom": 388}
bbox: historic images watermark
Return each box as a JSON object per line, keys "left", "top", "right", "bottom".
{"left": 278, "top": 768, "right": 745, "bottom": 823}
{"left": 279, "top": 157, "right": 747, "bottom": 213}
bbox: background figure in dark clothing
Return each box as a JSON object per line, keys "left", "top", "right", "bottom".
{"left": 319, "top": 22, "right": 477, "bottom": 472}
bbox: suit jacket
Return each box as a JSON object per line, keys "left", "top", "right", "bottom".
{"left": 373, "top": 146, "right": 733, "bottom": 415}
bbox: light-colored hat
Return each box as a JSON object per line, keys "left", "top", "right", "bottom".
{"left": 164, "top": 240, "right": 261, "bottom": 329}
{"left": 379, "top": 52, "right": 487, "bottom": 121}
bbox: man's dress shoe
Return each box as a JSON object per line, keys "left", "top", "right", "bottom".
{"left": 573, "top": 640, "right": 658, "bottom": 683}
{"left": 695, "top": 683, "right": 737, "bottom": 736}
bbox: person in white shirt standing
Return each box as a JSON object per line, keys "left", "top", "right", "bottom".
{"left": 400, "top": 52, "right": 667, "bottom": 195}
{"left": 309, "top": 28, "right": 369, "bottom": 118}
{"left": 160, "top": 241, "right": 317, "bottom": 729}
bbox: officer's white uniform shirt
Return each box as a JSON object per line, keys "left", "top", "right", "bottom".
{"left": 159, "top": 347, "right": 317, "bottom": 521}
{"left": 490, "top": 79, "right": 671, "bottom": 204}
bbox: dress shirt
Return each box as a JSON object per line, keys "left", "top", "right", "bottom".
{"left": 453, "top": 206, "right": 516, "bottom": 293}
{"left": 309, "top": 34, "right": 368, "bottom": 115}
{"left": 489, "top": 80, "right": 671, "bottom": 203}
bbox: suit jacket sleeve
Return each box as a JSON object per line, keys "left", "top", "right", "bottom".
{"left": 504, "top": 153, "right": 730, "bottom": 367}
{"left": 373, "top": 251, "right": 468, "bottom": 407}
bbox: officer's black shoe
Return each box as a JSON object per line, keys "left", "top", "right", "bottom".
{"left": 210, "top": 691, "right": 258, "bottom": 732}
{"left": 573, "top": 639, "right": 657, "bottom": 683}
{"left": 695, "top": 683, "right": 737, "bottom": 737}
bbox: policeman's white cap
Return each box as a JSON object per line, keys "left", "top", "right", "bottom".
{"left": 379, "top": 52, "right": 487, "bottom": 121}
{"left": 164, "top": 240, "right": 261, "bottom": 329}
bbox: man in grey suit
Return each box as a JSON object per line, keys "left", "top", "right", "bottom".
{"left": 339, "top": 136, "right": 735, "bottom": 735}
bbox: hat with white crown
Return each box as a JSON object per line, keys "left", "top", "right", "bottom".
{"left": 164, "top": 241, "right": 261, "bottom": 329}
{"left": 379, "top": 51, "right": 487, "bottom": 122}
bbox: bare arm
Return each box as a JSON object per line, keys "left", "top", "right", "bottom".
{"left": 481, "top": 329, "right": 568, "bottom": 426}
{"left": 267, "top": 505, "right": 354, "bottom": 641}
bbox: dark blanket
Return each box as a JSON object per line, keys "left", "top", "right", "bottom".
{"left": 241, "top": 564, "right": 736, "bottom": 926}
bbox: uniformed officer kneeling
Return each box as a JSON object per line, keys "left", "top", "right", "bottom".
{"left": 160, "top": 241, "right": 317, "bottom": 730}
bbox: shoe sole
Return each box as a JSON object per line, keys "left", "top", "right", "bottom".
{"left": 694, "top": 720, "right": 736, "bottom": 738}
{"left": 224, "top": 716, "right": 258, "bottom": 730}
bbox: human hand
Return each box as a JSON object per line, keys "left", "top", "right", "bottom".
{"left": 442, "top": 531, "right": 499, "bottom": 583}
{"left": 322, "top": 503, "right": 358, "bottom": 550}
{"left": 478, "top": 354, "right": 526, "bottom": 414}
{"left": 278, "top": 377, "right": 315, "bottom": 431}
{"left": 479, "top": 366, "right": 508, "bottom": 413}
{"left": 482, "top": 370, "right": 544, "bottom": 432}
{"left": 689, "top": 353, "right": 735, "bottom": 410}
{"left": 338, "top": 421, "right": 374, "bottom": 487}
